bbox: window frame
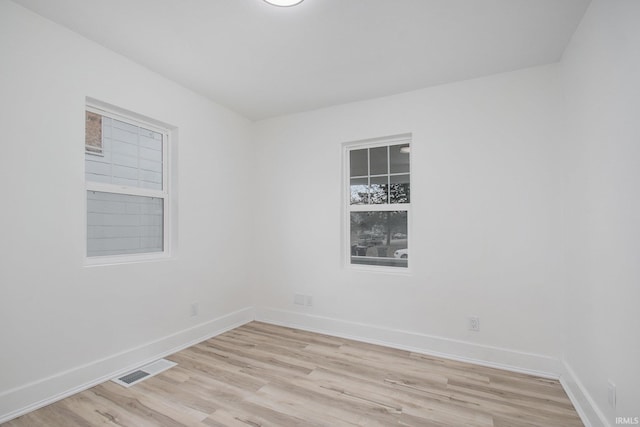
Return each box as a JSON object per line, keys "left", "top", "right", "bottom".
{"left": 84, "top": 103, "right": 171, "bottom": 266}
{"left": 343, "top": 134, "right": 412, "bottom": 274}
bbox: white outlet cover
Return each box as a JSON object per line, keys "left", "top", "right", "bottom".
{"left": 607, "top": 381, "right": 616, "bottom": 408}
{"left": 468, "top": 316, "right": 480, "bottom": 332}
{"left": 294, "top": 294, "right": 305, "bottom": 305}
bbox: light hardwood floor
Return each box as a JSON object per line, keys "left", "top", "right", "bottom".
{"left": 4, "top": 322, "right": 583, "bottom": 426}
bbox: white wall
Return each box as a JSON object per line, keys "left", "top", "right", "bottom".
{"left": 560, "top": 0, "right": 640, "bottom": 425}
{"left": 0, "top": 1, "right": 254, "bottom": 419}
{"left": 252, "top": 64, "right": 567, "bottom": 375}
{"left": 3, "top": 0, "right": 638, "bottom": 424}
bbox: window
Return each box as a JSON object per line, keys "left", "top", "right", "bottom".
{"left": 85, "top": 104, "right": 169, "bottom": 262}
{"left": 346, "top": 135, "right": 411, "bottom": 269}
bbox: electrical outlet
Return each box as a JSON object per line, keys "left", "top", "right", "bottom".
{"left": 468, "top": 316, "right": 480, "bottom": 332}
{"left": 190, "top": 303, "right": 199, "bottom": 317}
{"left": 607, "top": 380, "right": 616, "bottom": 408}
{"left": 305, "top": 295, "right": 313, "bottom": 307}
{"left": 294, "top": 294, "right": 305, "bottom": 305}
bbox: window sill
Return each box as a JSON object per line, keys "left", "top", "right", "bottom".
{"left": 347, "top": 260, "right": 413, "bottom": 276}
{"left": 84, "top": 252, "right": 171, "bottom": 267}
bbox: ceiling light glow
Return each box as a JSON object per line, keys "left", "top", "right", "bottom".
{"left": 264, "top": 0, "right": 304, "bottom": 6}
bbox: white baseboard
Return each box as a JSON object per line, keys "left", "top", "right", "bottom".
{"left": 0, "top": 306, "right": 254, "bottom": 424}
{"left": 255, "top": 307, "right": 562, "bottom": 379}
{"left": 560, "top": 361, "right": 610, "bottom": 427}
{"left": 3, "top": 306, "right": 602, "bottom": 427}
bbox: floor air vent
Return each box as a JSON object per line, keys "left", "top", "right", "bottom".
{"left": 111, "top": 358, "right": 177, "bottom": 388}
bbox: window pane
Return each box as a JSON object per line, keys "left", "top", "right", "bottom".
{"left": 350, "top": 149, "right": 368, "bottom": 177}
{"left": 369, "top": 175, "right": 388, "bottom": 204}
{"left": 390, "top": 174, "right": 410, "bottom": 204}
{"left": 350, "top": 211, "right": 407, "bottom": 268}
{"left": 390, "top": 144, "right": 410, "bottom": 174}
{"left": 350, "top": 177, "right": 368, "bottom": 205}
{"left": 87, "top": 191, "right": 163, "bottom": 257}
{"left": 85, "top": 114, "right": 164, "bottom": 191}
{"left": 369, "top": 146, "right": 388, "bottom": 175}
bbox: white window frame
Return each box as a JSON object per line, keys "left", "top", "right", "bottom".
{"left": 343, "top": 134, "right": 412, "bottom": 274}
{"left": 84, "top": 102, "right": 171, "bottom": 266}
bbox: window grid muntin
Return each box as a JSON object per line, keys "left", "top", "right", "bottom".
{"left": 349, "top": 143, "right": 410, "bottom": 206}
{"left": 346, "top": 136, "right": 411, "bottom": 270}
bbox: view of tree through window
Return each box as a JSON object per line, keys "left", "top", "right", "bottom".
{"left": 347, "top": 139, "right": 410, "bottom": 268}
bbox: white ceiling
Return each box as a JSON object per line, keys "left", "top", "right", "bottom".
{"left": 12, "top": 0, "right": 590, "bottom": 120}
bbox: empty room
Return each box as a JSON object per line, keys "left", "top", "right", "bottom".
{"left": 0, "top": 0, "right": 638, "bottom": 426}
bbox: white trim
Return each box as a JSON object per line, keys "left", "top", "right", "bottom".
{"left": 0, "top": 307, "right": 254, "bottom": 424}
{"left": 86, "top": 104, "right": 169, "bottom": 136}
{"left": 343, "top": 134, "right": 412, "bottom": 273}
{"left": 83, "top": 250, "right": 171, "bottom": 267}
{"left": 345, "top": 133, "right": 412, "bottom": 150}
{"left": 255, "top": 307, "right": 563, "bottom": 379}
{"left": 84, "top": 100, "right": 173, "bottom": 265}
{"left": 85, "top": 183, "right": 165, "bottom": 199}
{"left": 560, "top": 360, "right": 611, "bottom": 427}
{"left": 349, "top": 203, "right": 409, "bottom": 212}
{"left": 1, "top": 307, "right": 603, "bottom": 425}
{"left": 348, "top": 263, "right": 413, "bottom": 276}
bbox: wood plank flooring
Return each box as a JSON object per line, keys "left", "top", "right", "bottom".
{"left": 3, "top": 322, "right": 583, "bottom": 426}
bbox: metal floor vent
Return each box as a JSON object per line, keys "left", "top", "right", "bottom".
{"left": 111, "top": 359, "right": 177, "bottom": 388}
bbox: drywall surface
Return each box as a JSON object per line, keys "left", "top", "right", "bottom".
{"left": 560, "top": 0, "right": 640, "bottom": 424}
{"left": 252, "top": 64, "right": 566, "bottom": 374}
{"left": 0, "top": 1, "right": 253, "bottom": 418}
{"left": 4, "top": 0, "right": 638, "bottom": 424}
